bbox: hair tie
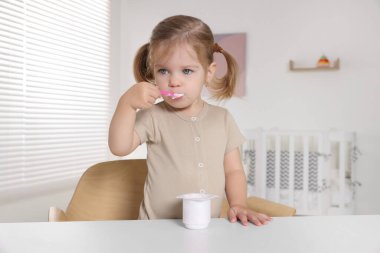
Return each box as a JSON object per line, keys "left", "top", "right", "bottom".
{"left": 213, "top": 43, "right": 223, "bottom": 53}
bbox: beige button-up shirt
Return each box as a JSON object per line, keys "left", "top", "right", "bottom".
{"left": 135, "top": 101, "right": 245, "bottom": 219}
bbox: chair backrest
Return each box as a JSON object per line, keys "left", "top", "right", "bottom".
{"left": 65, "top": 159, "right": 148, "bottom": 221}
{"left": 220, "top": 196, "right": 296, "bottom": 218}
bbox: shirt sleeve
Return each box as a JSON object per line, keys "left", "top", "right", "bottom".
{"left": 135, "top": 108, "right": 156, "bottom": 144}
{"left": 225, "top": 110, "right": 246, "bottom": 154}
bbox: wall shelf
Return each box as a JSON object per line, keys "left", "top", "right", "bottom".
{"left": 289, "top": 58, "right": 340, "bottom": 71}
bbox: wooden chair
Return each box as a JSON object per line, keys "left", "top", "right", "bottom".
{"left": 49, "top": 158, "right": 295, "bottom": 221}
{"left": 48, "top": 159, "right": 148, "bottom": 222}
{"left": 220, "top": 196, "right": 296, "bottom": 218}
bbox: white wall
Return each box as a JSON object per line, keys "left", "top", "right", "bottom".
{"left": 121, "top": 0, "right": 380, "bottom": 214}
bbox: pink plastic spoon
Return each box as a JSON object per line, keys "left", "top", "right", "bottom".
{"left": 160, "top": 90, "right": 184, "bottom": 99}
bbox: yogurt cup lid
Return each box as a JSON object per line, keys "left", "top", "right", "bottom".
{"left": 176, "top": 193, "right": 219, "bottom": 201}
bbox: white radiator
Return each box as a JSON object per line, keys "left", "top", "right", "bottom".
{"left": 242, "top": 129, "right": 359, "bottom": 215}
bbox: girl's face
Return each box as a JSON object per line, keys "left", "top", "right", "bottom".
{"left": 153, "top": 43, "right": 215, "bottom": 115}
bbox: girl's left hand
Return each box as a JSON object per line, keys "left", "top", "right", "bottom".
{"left": 228, "top": 205, "right": 272, "bottom": 226}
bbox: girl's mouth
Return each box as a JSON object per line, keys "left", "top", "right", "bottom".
{"left": 160, "top": 90, "right": 184, "bottom": 100}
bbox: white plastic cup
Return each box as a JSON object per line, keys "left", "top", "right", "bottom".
{"left": 177, "top": 193, "right": 218, "bottom": 229}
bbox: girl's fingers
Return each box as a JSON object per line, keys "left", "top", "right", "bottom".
{"left": 258, "top": 213, "right": 272, "bottom": 222}
{"left": 229, "top": 208, "right": 248, "bottom": 225}
{"left": 249, "top": 212, "right": 272, "bottom": 225}
{"left": 147, "top": 96, "right": 157, "bottom": 105}
{"left": 229, "top": 206, "right": 272, "bottom": 226}
{"left": 145, "top": 82, "right": 160, "bottom": 95}
{"left": 247, "top": 213, "right": 263, "bottom": 226}
{"left": 134, "top": 83, "right": 160, "bottom": 109}
{"left": 237, "top": 212, "right": 249, "bottom": 226}
{"left": 228, "top": 208, "right": 237, "bottom": 223}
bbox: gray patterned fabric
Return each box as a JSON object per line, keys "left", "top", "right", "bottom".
{"left": 244, "top": 150, "right": 319, "bottom": 192}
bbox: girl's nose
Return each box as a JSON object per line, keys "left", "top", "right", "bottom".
{"left": 168, "top": 82, "right": 180, "bottom": 88}
{"left": 168, "top": 75, "right": 180, "bottom": 88}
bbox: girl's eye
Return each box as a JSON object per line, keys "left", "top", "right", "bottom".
{"left": 158, "top": 69, "right": 169, "bottom": 75}
{"left": 183, "top": 69, "right": 193, "bottom": 75}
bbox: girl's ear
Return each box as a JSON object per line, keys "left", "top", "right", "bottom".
{"left": 206, "top": 62, "right": 217, "bottom": 84}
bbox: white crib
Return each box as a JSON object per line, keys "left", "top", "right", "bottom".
{"left": 242, "top": 129, "right": 359, "bottom": 215}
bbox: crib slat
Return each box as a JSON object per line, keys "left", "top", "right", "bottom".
{"left": 274, "top": 133, "right": 281, "bottom": 203}
{"left": 288, "top": 135, "right": 295, "bottom": 206}
{"left": 339, "top": 140, "right": 347, "bottom": 210}
{"left": 255, "top": 131, "right": 267, "bottom": 198}
{"left": 326, "top": 132, "right": 333, "bottom": 214}
{"left": 317, "top": 133, "right": 324, "bottom": 214}
{"left": 302, "top": 135, "right": 309, "bottom": 211}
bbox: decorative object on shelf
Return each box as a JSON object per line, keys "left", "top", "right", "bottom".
{"left": 317, "top": 55, "right": 330, "bottom": 68}
{"left": 289, "top": 57, "right": 340, "bottom": 71}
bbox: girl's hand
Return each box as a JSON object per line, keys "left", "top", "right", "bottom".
{"left": 122, "top": 82, "right": 160, "bottom": 110}
{"left": 228, "top": 205, "right": 272, "bottom": 226}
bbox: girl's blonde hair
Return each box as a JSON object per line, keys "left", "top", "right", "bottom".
{"left": 133, "top": 15, "right": 238, "bottom": 100}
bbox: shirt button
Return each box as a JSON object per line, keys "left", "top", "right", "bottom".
{"left": 198, "top": 162, "right": 204, "bottom": 168}
{"left": 194, "top": 137, "right": 200, "bottom": 142}
{"left": 191, "top": 117, "right": 197, "bottom": 122}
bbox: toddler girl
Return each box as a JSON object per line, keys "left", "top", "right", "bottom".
{"left": 109, "top": 15, "right": 271, "bottom": 226}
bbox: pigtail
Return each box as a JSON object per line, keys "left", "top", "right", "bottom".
{"left": 209, "top": 46, "right": 238, "bottom": 100}
{"left": 133, "top": 43, "right": 154, "bottom": 82}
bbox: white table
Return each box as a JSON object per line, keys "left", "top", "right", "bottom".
{"left": 0, "top": 215, "right": 379, "bottom": 253}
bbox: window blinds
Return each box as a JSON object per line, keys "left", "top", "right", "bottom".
{"left": 0, "top": 0, "right": 111, "bottom": 193}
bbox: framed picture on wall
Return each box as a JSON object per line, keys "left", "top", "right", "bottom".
{"left": 213, "top": 33, "right": 246, "bottom": 97}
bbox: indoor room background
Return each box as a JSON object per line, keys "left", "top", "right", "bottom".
{"left": 0, "top": 0, "right": 379, "bottom": 222}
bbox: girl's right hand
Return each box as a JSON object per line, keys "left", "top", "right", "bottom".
{"left": 122, "top": 82, "right": 160, "bottom": 110}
